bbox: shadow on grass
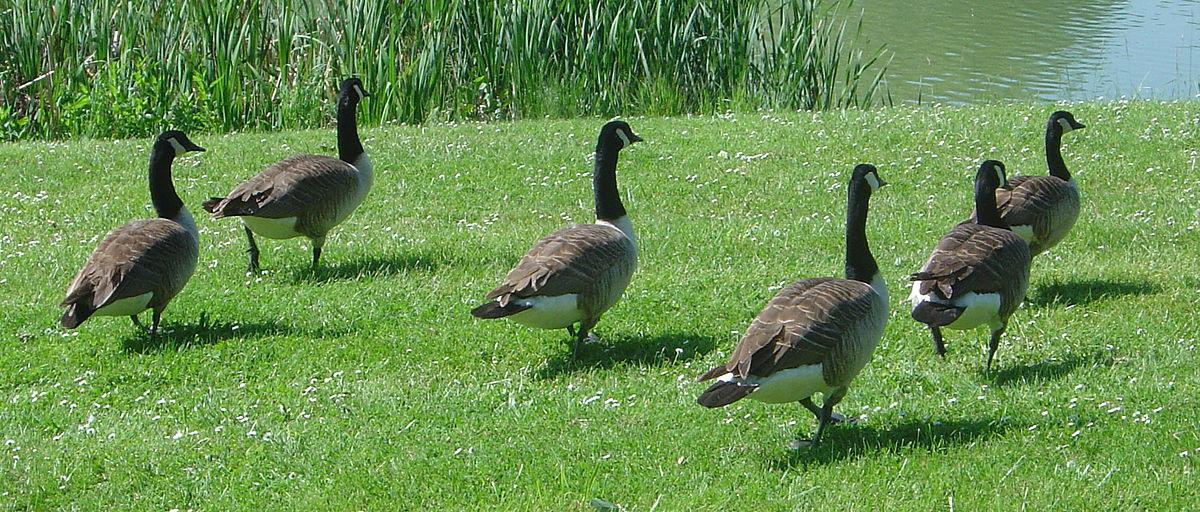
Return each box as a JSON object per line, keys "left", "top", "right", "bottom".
{"left": 294, "top": 252, "right": 448, "bottom": 283}
{"left": 768, "top": 416, "right": 1019, "bottom": 469}
{"left": 987, "top": 350, "right": 1113, "bottom": 387}
{"left": 121, "top": 313, "right": 293, "bottom": 353}
{"left": 537, "top": 331, "right": 721, "bottom": 379}
{"left": 1029, "top": 277, "right": 1159, "bottom": 307}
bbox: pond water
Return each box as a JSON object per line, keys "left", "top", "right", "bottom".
{"left": 849, "top": 0, "right": 1200, "bottom": 103}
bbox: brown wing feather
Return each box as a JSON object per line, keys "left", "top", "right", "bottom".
{"left": 710, "top": 278, "right": 878, "bottom": 380}
{"left": 914, "top": 223, "right": 1030, "bottom": 302}
{"left": 997, "top": 175, "right": 1074, "bottom": 230}
{"left": 486, "top": 224, "right": 631, "bottom": 305}
{"left": 204, "top": 155, "right": 359, "bottom": 220}
{"left": 62, "top": 219, "right": 197, "bottom": 310}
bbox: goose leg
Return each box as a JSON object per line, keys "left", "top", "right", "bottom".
{"left": 244, "top": 226, "right": 261, "bottom": 272}
{"left": 566, "top": 325, "right": 576, "bottom": 338}
{"left": 810, "top": 387, "right": 848, "bottom": 445}
{"left": 150, "top": 310, "right": 163, "bottom": 336}
{"left": 930, "top": 325, "right": 947, "bottom": 358}
{"left": 311, "top": 237, "right": 326, "bottom": 270}
{"left": 573, "top": 317, "right": 598, "bottom": 358}
{"left": 986, "top": 324, "right": 1006, "bottom": 371}
{"left": 801, "top": 396, "right": 850, "bottom": 425}
{"left": 130, "top": 314, "right": 143, "bottom": 329}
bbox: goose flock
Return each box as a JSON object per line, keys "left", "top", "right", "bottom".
{"left": 57, "top": 78, "right": 1088, "bottom": 446}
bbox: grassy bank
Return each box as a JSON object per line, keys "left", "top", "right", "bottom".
{"left": 1, "top": 101, "right": 1198, "bottom": 510}
{"left": 0, "top": 0, "right": 885, "bottom": 142}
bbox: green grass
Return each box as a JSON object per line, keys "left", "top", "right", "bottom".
{"left": 0, "top": 0, "right": 886, "bottom": 142}
{"left": 1, "top": 101, "right": 1198, "bottom": 510}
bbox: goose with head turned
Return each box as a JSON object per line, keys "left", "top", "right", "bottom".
{"left": 976, "top": 110, "right": 1085, "bottom": 256}
{"left": 60, "top": 130, "right": 205, "bottom": 334}
{"left": 471, "top": 120, "right": 642, "bottom": 358}
{"left": 911, "top": 160, "right": 1032, "bottom": 371}
{"left": 696, "top": 164, "right": 888, "bottom": 446}
{"left": 203, "top": 78, "right": 372, "bottom": 271}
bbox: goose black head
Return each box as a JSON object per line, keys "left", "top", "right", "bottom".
{"left": 976, "top": 159, "right": 1007, "bottom": 191}
{"left": 339, "top": 78, "right": 370, "bottom": 105}
{"left": 597, "top": 120, "right": 643, "bottom": 151}
{"left": 1049, "top": 110, "right": 1085, "bottom": 134}
{"left": 156, "top": 130, "right": 205, "bottom": 157}
{"left": 851, "top": 163, "right": 887, "bottom": 193}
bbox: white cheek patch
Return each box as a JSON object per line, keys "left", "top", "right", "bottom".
{"left": 616, "top": 129, "right": 631, "bottom": 148}
{"left": 353, "top": 84, "right": 365, "bottom": 100}
{"left": 168, "top": 138, "right": 187, "bottom": 156}
{"left": 865, "top": 173, "right": 881, "bottom": 190}
{"left": 993, "top": 165, "right": 1006, "bottom": 184}
{"left": 1057, "top": 118, "right": 1073, "bottom": 132}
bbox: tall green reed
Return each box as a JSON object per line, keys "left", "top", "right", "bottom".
{"left": 0, "top": 0, "right": 888, "bottom": 141}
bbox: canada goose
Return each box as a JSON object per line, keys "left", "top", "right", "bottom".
{"left": 977, "top": 110, "right": 1085, "bottom": 256}
{"left": 60, "top": 131, "right": 205, "bottom": 334}
{"left": 911, "top": 160, "right": 1032, "bottom": 370}
{"left": 202, "top": 78, "right": 371, "bottom": 271}
{"left": 696, "top": 164, "right": 888, "bottom": 446}
{"left": 471, "top": 120, "right": 642, "bottom": 357}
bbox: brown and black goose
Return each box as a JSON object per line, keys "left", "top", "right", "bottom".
{"left": 203, "top": 78, "right": 371, "bottom": 271}
{"left": 911, "top": 160, "right": 1032, "bottom": 370}
{"left": 60, "top": 131, "right": 205, "bottom": 334}
{"left": 471, "top": 120, "right": 642, "bottom": 357}
{"left": 979, "top": 110, "right": 1085, "bottom": 256}
{"left": 696, "top": 164, "right": 888, "bottom": 446}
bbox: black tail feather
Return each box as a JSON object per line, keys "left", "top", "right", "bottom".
{"left": 696, "top": 380, "right": 757, "bottom": 408}
{"left": 60, "top": 301, "right": 94, "bottom": 329}
{"left": 911, "top": 301, "right": 963, "bottom": 326}
{"left": 470, "top": 300, "right": 532, "bottom": 319}
{"left": 201, "top": 197, "right": 224, "bottom": 215}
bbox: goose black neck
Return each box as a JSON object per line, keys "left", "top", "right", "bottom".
{"left": 593, "top": 145, "right": 626, "bottom": 221}
{"left": 148, "top": 144, "right": 183, "bottom": 219}
{"left": 974, "top": 179, "right": 1005, "bottom": 229}
{"left": 843, "top": 183, "right": 878, "bottom": 284}
{"left": 336, "top": 98, "right": 364, "bottom": 163}
{"left": 1045, "top": 124, "right": 1070, "bottom": 180}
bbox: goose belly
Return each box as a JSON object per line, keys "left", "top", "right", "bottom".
{"left": 741, "top": 364, "right": 832, "bottom": 404}
{"left": 94, "top": 292, "right": 153, "bottom": 317}
{"left": 508, "top": 294, "right": 584, "bottom": 329}
{"left": 242, "top": 216, "right": 302, "bottom": 239}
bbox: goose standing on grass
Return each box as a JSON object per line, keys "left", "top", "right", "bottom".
{"left": 981, "top": 110, "right": 1085, "bottom": 256}
{"left": 60, "top": 131, "right": 205, "bottom": 334}
{"left": 911, "top": 160, "right": 1032, "bottom": 371}
{"left": 203, "top": 78, "right": 371, "bottom": 271}
{"left": 471, "top": 120, "right": 642, "bottom": 357}
{"left": 696, "top": 164, "right": 888, "bottom": 447}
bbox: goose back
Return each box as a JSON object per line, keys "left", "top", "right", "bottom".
{"left": 996, "top": 176, "right": 1080, "bottom": 255}
{"left": 203, "top": 154, "right": 369, "bottom": 239}
{"left": 699, "top": 278, "right": 887, "bottom": 390}
{"left": 486, "top": 223, "right": 637, "bottom": 317}
{"left": 912, "top": 222, "right": 1030, "bottom": 319}
{"left": 61, "top": 218, "right": 199, "bottom": 322}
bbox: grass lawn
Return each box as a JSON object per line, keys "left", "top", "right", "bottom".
{"left": 1, "top": 102, "right": 1197, "bottom": 510}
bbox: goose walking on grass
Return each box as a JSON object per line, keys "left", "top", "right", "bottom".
{"left": 979, "top": 110, "right": 1085, "bottom": 256}
{"left": 696, "top": 164, "right": 888, "bottom": 446}
{"left": 471, "top": 120, "right": 642, "bottom": 357}
{"left": 911, "top": 160, "right": 1032, "bottom": 371}
{"left": 60, "top": 131, "right": 205, "bottom": 334}
{"left": 203, "top": 78, "right": 371, "bottom": 271}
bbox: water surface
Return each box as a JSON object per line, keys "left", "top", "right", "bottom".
{"left": 848, "top": 0, "right": 1200, "bottom": 103}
